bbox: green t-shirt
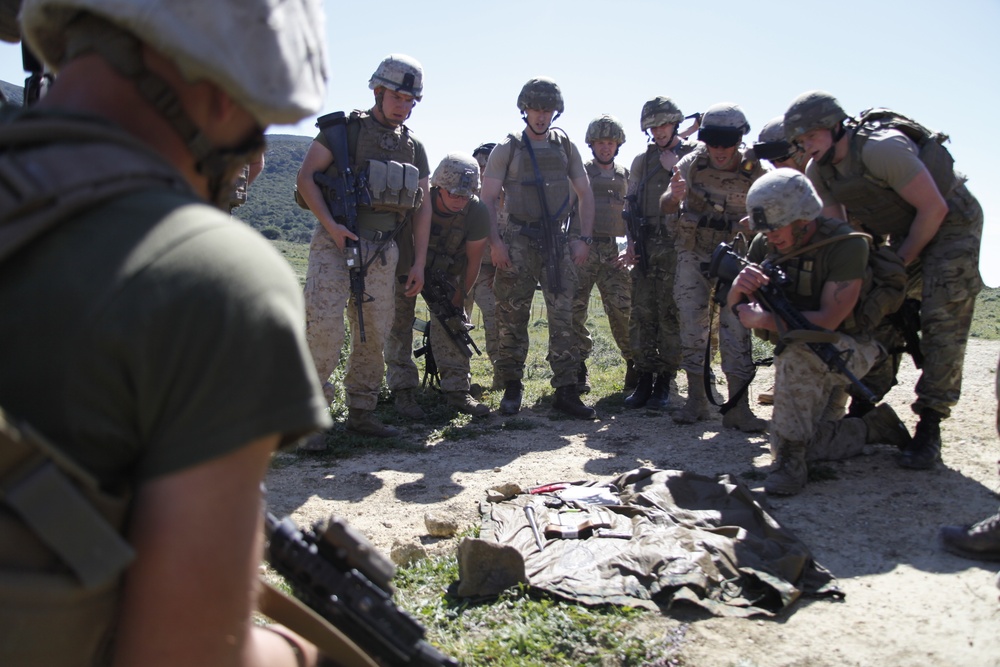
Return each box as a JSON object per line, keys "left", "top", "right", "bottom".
{"left": 0, "top": 189, "right": 330, "bottom": 486}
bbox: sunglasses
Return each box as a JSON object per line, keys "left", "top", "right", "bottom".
{"left": 698, "top": 127, "right": 743, "bottom": 149}
{"left": 754, "top": 140, "right": 797, "bottom": 163}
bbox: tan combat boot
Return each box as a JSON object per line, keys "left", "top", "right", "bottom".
{"left": 672, "top": 372, "right": 711, "bottom": 424}
{"left": 764, "top": 439, "right": 808, "bottom": 496}
{"left": 863, "top": 403, "right": 912, "bottom": 449}
{"left": 721, "top": 376, "right": 768, "bottom": 433}
{"left": 446, "top": 391, "right": 490, "bottom": 417}
{"left": 346, "top": 408, "right": 401, "bottom": 438}
{"left": 394, "top": 388, "right": 426, "bottom": 420}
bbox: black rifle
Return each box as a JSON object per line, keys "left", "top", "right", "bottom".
{"left": 313, "top": 111, "right": 372, "bottom": 341}
{"left": 708, "top": 243, "right": 878, "bottom": 403}
{"left": 264, "top": 512, "right": 458, "bottom": 667}
{"left": 521, "top": 132, "right": 568, "bottom": 294}
{"left": 412, "top": 318, "right": 440, "bottom": 390}
{"left": 622, "top": 193, "right": 648, "bottom": 276}
{"left": 419, "top": 271, "right": 481, "bottom": 359}
{"left": 886, "top": 297, "right": 924, "bottom": 369}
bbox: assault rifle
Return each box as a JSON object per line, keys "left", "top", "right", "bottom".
{"left": 420, "top": 270, "right": 481, "bottom": 359}
{"left": 708, "top": 242, "right": 878, "bottom": 404}
{"left": 412, "top": 318, "right": 440, "bottom": 389}
{"left": 887, "top": 297, "right": 924, "bottom": 369}
{"left": 521, "top": 132, "right": 567, "bottom": 294}
{"left": 264, "top": 512, "right": 457, "bottom": 667}
{"left": 622, "top": 193, "right": 649, "bottom": 276}
{"left": 313, "top": 111, "right": 372, "bottom": 341}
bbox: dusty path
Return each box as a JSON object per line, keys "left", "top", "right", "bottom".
{"left": 266, "top": 338, "right": 1000, "bottom": 667}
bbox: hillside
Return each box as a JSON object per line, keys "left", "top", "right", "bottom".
{"left": 234, "top": 134, "right": 316, "bottom": 243}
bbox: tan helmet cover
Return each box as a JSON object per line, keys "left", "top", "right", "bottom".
{"left": 585, "top": 114, "right": 626, "bottom": 146}
{"left": 369, "top": 53, "right": 423, "bottom": 100}
{"left": 20, "top": 0, "right": 328, "bottom": 126}
{"left": 746, "top": 168, "right": 822, "bottom": 231}
{"left": 431, "top": 152, "right": 480, "bottom": 197}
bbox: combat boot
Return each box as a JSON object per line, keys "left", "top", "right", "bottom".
{"left": 764, "top": 439, "right": 808, "bottom": 496}
{"left": 846, "top": 396, "right": 876, "bottom": 418}
{"left": 862, "top": 403, "right": 912, "bottom": 449}
{"left": 646, "top": 373, "right": 672, "bottom": 410}
{"left": 624, "top": 372, "right": 653, "bottom": 409}
{"left": 721, "top": 376, "right": 768, "bottom": 433}
{"left": 552, "top": 385, "right": 597, "bottom": 420}
{"left": 939, "top": 512, "right": 1000, "bottom": 562}
{"left": 346, "top": 408, "right": 401, "bottom": 438}
{"left": 757, "top": 384, "right": 774, "bottom": 405}
{"left": 673, "top": 372, "right": 711, "bottom": 424}
{"left": 298, "top": 430, "right": 328, "bottom": 452}
{"left": 577, "top": 361, "right": 591, "bottom": 395}
{"left": 499, "top": 380, "right": 523, "bottom": 415}
{"left": 896, "top": 409, "right": 943, "bottom": 469}
{"left": 623, "top": 360, "right": 638, "bottom": 392}
{"left": 446, "top": 391, "right": 490, "bottom": 417}
{"left": 490, "top": 367, "right": 503, "bottom": 392}
{"left": 394, "top": 388, "right": 425, "bottom": 420}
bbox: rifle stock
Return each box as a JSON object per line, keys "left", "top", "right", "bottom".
{"left": 622, "top": 194, "right": 649, "bottom": 276}
{"left": 419, "top": 271, "right": 481, "bottom": 358}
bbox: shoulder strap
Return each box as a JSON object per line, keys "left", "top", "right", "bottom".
{"left": 0, "top": 115, "right": 190, "bottom": 266}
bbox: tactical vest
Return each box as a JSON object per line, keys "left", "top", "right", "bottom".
{"left": 815, "top": 109, "right": 961, "bottom": 238}
{"left": 580, "top": 160, "right": 627, "bottom": 237}
{"left": 682, "top": 145, "right": 763, "bottom": 225}
{"left": 635, "top": 140, "right": 697, "bottom": 219}
{"left": 503, "top": 130, "right": 572, "bottom": 225}
{"left": 0, "top": 111, "right": 191, "bottom": 666}
{"left": 425, "top": 189, "right": 474, "bottom": 278}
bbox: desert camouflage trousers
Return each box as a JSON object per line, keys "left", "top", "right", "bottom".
{"left": 304, "top": 228, "right": 398, "bottom": 411}
{"left": 471, "top": 262, "right": 500, "bottom": 365}
{"left": 571, "top": 239, "right": 631, "bottom": 362}
{"left": 675, "top": 247, "right": 754, "bottom": 381}
{"left": 386, "top": 289, "right": 474, "bottom": 393}
{"left": 629, "top": 235, "right": 680, "bottom": 375}
{"left": 773, "top": 335, "right": 884, "bottom": 460}
{"left": 493, "top": 230, "right": 579, "bottom": 388}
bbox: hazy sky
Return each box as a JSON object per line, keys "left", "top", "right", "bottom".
{"left": 2, "top": 0, "right": 996, "bottom": 285}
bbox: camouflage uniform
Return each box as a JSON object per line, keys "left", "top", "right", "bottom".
{"left": 304, "top": 111, "right": 428, "bottom": 412}
{"left": 487, "top": 131, "right": 585, "bottom": 389}
{"left": 809, "top": 129, "right": 984, "bottom": 420}
{"left": 570, "top": 159, "right": 631, "bottom": 364}
{"left": 674, "top": 146, "right": 765, "bottom": 383}
{"left": 627, "top": 144, "right": 688, "bottom": 379}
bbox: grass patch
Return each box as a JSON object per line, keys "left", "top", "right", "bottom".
{"left": 393, "top": 555, "right": 687, "bottom": 667}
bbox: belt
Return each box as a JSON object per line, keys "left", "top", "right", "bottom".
{"left": 592, "top": 235, "right": 617, "bottom": 243}
{"left": 356, "top": 227, "right": 394, "bottom": 242}
{"left": 696, "top": 216, "right": 732, "bottom": 232}
{"left": 508, "top": 215, "right": 543, "bottom": 231}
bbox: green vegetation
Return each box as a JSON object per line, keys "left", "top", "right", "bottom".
{"left": 234, "top": 134, "right": 316, "bottom": 243}
{"left": 394, "top": 556, "right": 686, "bottom": 667}
{"left": 971, "top": 286, "right": 1000, "bottom": 341}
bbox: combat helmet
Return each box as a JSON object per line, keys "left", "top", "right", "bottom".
{"left": 431, "top": 153, "right": 480, "bottom": 197}
{"left": 585, "top": 114, "right": 626, "bottom": 146}
{"left": 753, "top": 117, "right": 796, "bottom": 163}
{"left": 745, "top": 168, "right": 822, "bottom": 231}
{"left": 517, "top": 77, "right": 564, "bottom": 114}
{"left": 783, "top": 90, "right": 847, "bottom": 141}
{"left": 21, "top": 0, "right": 327, "bottom": 126}
{"left": 698, "top": 102, "right": 750, "bottom": 148}
{"left": 369, "top": 53, "right": 424, "bottom": 100}
{"left": 640, "top": 96, "right": 684, "bottom": 131}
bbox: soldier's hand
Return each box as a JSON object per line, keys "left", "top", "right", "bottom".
{"left": 620, "top": 243, "right": 634, "bottom": 268}
{"left": 491, "top": 240, "right": 512, "bottom": 270}
{"left": 668, "top": 167, "right": 686, "bottom": 203}
{"left": 570, "top": 238, "right": 590, "bottom": 266}
{"left": 324, "top": 220, "right": 358, "bottom": 250}
{"left": 659, "top": 148, "right": 680, "bottom": 173}
{"left": 403, "top": 267, "right": 424, "bottom": 297}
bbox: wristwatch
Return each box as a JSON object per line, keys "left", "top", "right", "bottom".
{"left": 578, "top": 236, "right": 593, "bottom": 245}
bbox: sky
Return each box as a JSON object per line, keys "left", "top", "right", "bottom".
{"left": 1, "top": 0, "right": 997, "bottom": 285}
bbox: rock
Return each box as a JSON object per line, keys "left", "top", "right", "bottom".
{"left": 454, "top": 537, "right": 527, "bottom": 597}
{"left": 424, "top": 512, "right": 459, "bottom": 537}
{"left": 390, "top": 541, "right": 427, "bottom": 567}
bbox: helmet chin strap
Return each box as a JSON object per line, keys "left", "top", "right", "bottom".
{"left": 591, "top": 146, "right": 619, "bottom": 165}
{"left": 818, "top": 123, "right": 846, "bottom": 166}
{"left": 66, "top": 14, "right": 263, "bottom": 210}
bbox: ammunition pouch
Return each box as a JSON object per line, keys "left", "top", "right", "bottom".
{"left": 366, "top": 160, "right": 420, "bottom": 214}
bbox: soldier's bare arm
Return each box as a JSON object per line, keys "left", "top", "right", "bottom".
{"left": 893, "top": 167, "right": 949, "bottom": 266}
{"left": 404, "top": 176, "right": 432, "bottom": 297}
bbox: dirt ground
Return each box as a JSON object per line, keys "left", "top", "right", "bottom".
{"left": 266, "top": 338, "right": 1000, "bottom": 667}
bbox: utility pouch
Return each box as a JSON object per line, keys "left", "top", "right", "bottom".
{"left": 367, "top": 160, "right": 420, "bottom": 212}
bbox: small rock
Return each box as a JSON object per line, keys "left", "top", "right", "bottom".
{"left": 485, "top": 490, "right": 508, "bottom": 503}
{"left": 390, "top": 541, "right": 427, "bottom": 567}
{"left": 488, "top": 482, "right": 523, "bottom": 500}
{"left": 424, "top": 512, "right": 459, "bottom": 537}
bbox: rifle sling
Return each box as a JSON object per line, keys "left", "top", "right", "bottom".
{"left": 258, "top": 579, "right": 377, "bottom": 667}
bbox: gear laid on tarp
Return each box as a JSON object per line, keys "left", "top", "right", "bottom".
{"left": 454, "top": 468, "right": 842, "bottom": 618}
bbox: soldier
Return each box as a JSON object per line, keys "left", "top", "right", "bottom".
{"left": 751, "top": 116, "right": 805, "bottom": 407}
{"left": 481, "top": 76, "right": 596, "bottom": 419}
{"left": 0, "top": 0, "right": 332, "bottom": 663}
{"left": 470, "top": 141, "right": 503, "bottom": 390}
{"left": 385, "top": 153, "right": 491, "bottom": 417}
{"left": 784, "top": 90, "right": 984, "bottom": 469}
{"left": 727, "top": 170, "right": 911, "bottom": 496}
{"left": 661, "top": 103, "right": 768, "bottom": 431}
{"left": 298, "top": 54, "right": 432, "bottom": 445}
{"left": 229, "top": 154, "right": 265, "bottom": 214}
{"left": 570, "top": 114, "right": 633, "bottom": 394}
{"left": 623, "top": 96, "right": 698, "bottom": 409}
